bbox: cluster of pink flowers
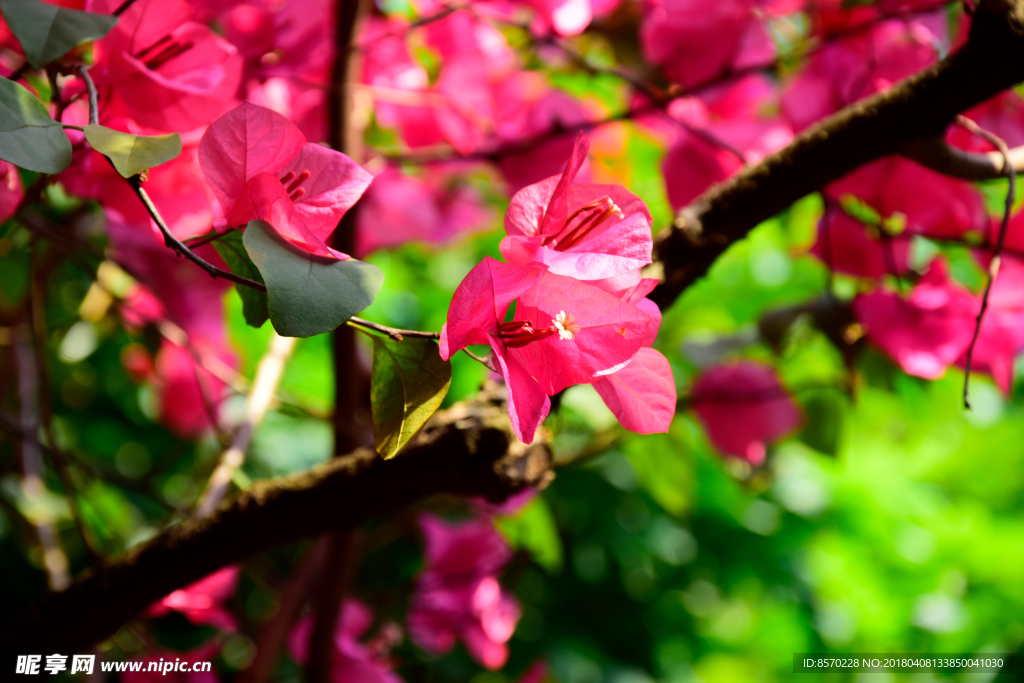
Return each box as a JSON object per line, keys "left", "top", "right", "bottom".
{"left": 139, "top": 509, "right": 529, "bottom": 678}
{"left": 442, "top": 133, "right": 676, "bottom": 443}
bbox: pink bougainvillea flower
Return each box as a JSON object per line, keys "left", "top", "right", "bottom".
{"left": 408, "top": 513, "right": 520, "bottom": 671}
{"left": 440, "top": 257, "right": 653, "bottom": 442}
{"left": 781, "top": 16, "right": 944, "bottom": 132}
{"left": 659, "top": 75, "right": 792, "bottom": 208}
{"left": 500, "top": 133, "right": 653, "bottom": 281}
{"left": 288, "top": 599, "right": 404, "bottom": 683}
{"left": 856, "top": 257, "right": 1024, "bottom": 393}
{"left": 853, "top": 258, "right": 977, "bottom": 381}
{"left": 356, "top": 165, "right": 491, "bottom": 256}
{"left": 147, "top": 566, "right": 239, "bottom": 632}
{"left": 640, "top": 0, "right": 787, "bottom": 89}
{"left": 0, "top": 160, "right": 23, "bottom": 223}
{"left": 810, "top": 204, "right": 912, "bottom": 279}
{"left": 593, "top": 348, "right": 676, "bottom": 433}
{"left": 88, "top": 0, "right": 243, "bottom": 132}
{"left": 825, "top": 155, "right": 986, "bottom": 240}
{"left": 690, "top": 361, "right": 802, "bottom": 464}
{"left": 199, "top": 102, "right": 372, "bottom": 260}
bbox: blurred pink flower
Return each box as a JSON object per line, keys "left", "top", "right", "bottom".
{"left": 856, "top": 258, "right": 1024, "bottom": 393}
{"left": 408, "top": 514, "right": 520, "bottom": 671}
{"left": 825, "top": 156, "right": 986, "bottom": 240}
{"left": 641, "top": 0, "right": 790, "bottom": 89}
{"left": 0, "top": 160, "right": 23, "bottom": 223}
{"left": 809, "top": 204, "right": 912, "bottom": 279}
{"left": 781, "top": 15, "right": 945, "bottom": 132}
{"left": 690, "top": 362, "right": 802, "bottom": 464}
{"left": 660, "top": 75, "right": 792, "bottom": 208}
{"left": 147, "top": 566, "right": 239, "bottom": 632}
{"left": 356, "top": 165, "right": 491, "bottom": 256}
{"left": 88, "top": 0, "right": 243, "bottom": 132}
{"left": 288, "top": 599, "right": 403, "bottom": 683}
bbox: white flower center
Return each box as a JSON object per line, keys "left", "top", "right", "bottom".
{"left": 552, "top": 311, "right": 579, "bottom": 341}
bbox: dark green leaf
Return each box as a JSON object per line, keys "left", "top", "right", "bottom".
{"left": 0, "top": 75, "right": 71, "bottom": 173}
{"left": 83, "top": 125, "right": 181, "bottom": 178}
{"left": 213, "top": 230, "right": 268, "bottom": 328}
{"left": 0, "top": 0, "right": 117, "bottom": 68}
{"left": 242, "top": 219, "right": 383, "bottom": 338}
{"left": 369, "top": 335, "right": 451, "bottom": 459}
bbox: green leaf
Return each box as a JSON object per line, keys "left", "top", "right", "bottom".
{"left": 0, "top": 0, "right": 117, "bottom": 68}
{"left": 212, "top": 230, "right": 268, "bottom": 329}
{"left": 0, "top": 75, "right": 71, "bottom": 173}
{"left": 83, "top": 125, "right": 181, "bottom": 178}
{"left": 496, "top": 496, "right": 564, "bottom": 574}
{"left": 242, "top": 219, "right": 383, "bottom": 338}
{"left": 369, "top": 335, "right": 451, "bottom": 459}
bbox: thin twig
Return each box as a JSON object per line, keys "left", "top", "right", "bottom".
{"left": 183, "top": 227, "right": 238, "bottom": 249}
{"left": 956, "top": 115, "right": 1016, "bottom": 409}
{"left": 347, "top": 317, "right": 440, "bottom": 341}
{"left": 74, "top": 64, "right": 268, "bottom": 292}
{"left": 194, "top": 332, "right": 297, "bottom": 519}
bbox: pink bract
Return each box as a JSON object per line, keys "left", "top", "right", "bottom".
{"left": 500, "top": 133, "right": 654, "bottom": 281}
{"left": 89, "top": 0, "right": 243, "bottom": 132}
{"left": 690, "top": 361, "right": 803, "bottom": 464}
{"left": 810, "top": 204, "right": 911, "bottom": 279}
{"left": 199, "top": 102, "right": 372, "bottom": 259}
{"left": 408, "top": 514, "right": 520, "bottom": 671}
{"left": 826, "top": 156, "right": 986, "bottom": 240}
{"left": 440, "top": 257, "right": 653, "bottom": 443}
{"left": 0, "top": 160, "right": 23, "bottom": 224}
{"left": 288, "top": 599, "right": 404, "bottom": 683}
{"left": 147, "top": 566, "right": 239, "bottom": 632}
{"left": 854, "top": 258, "right": 977, "bottom": 381}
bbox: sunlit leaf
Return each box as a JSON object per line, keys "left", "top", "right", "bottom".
{"left": 242, "top": 219, "right": 383, "bottom": 338}
{"left": 369, "top": 335, "right": 451, "bottom": 459}
{"left": 212, "top": 229, "right": 268, "bottom": 329}
{"left": 0, "top": 0, "right": 117, "bottom": 69}
{"left": 496, "top": 495, "right": 564, "bottom": 574}
{"left": 83, "top": 125, "right": 181, "bottom": 178}
{"left": 0, "top": 75, "right": 71, "bottom": 173}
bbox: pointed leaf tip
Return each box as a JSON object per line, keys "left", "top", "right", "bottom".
{"left": 242, "top": 219, "right": 383, "bottom": 338}
{"left": 84, "top": 125, "right": 182, "bottom": 178}
{"left": 369, "top": 335, "right": 451, "bottom": 459}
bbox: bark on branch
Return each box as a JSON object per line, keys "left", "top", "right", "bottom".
{"left": 6, "top": 0, "right": 1024, "bottom": 658}
{"left": 0, "top": 386, "right": 551, "bottom": 656}
{"left": 649, "top": 0, "right": 1024, "bottom": 308}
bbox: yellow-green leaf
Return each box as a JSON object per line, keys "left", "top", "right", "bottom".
{"left": 369, "top": 335, "right": 451, "bottom": 459}
{"left": 83, "top": 125, "right": 181, "bottom": 178}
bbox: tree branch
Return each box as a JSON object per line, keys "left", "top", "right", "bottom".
{"left": 0, "top": 386, "right": 552, "bottom": 655}
{"left": 650, "top": 0, "right": 1024, "bottom": 308}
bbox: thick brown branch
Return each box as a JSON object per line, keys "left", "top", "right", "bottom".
{"left": 650, "top": 0, "right": 1024, "bottom": 308}
{"left": 0, "top": 387, "right": 551, "bottom": 656}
